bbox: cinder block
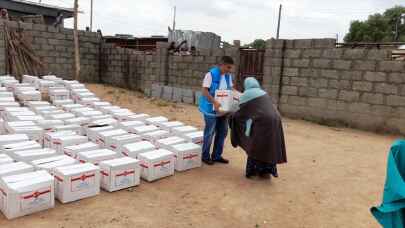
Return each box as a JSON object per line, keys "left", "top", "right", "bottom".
{"left": 361, "top": 93, "right": 384, "bottom": 105}
{"left": 352, "top": 81, "right": 373, "bottom": 92}
{"left": 162, "top": 86, "right": 173, "bottom": 101}
{"left": 151, "top": 84, "right": 163, "bottom": 98}
{"left": 333, "top": 60, "right": 352, "bottom": 70}
{"left": 320, "top": 70, "right": 339, "bottom": 79}
{"left": 364, "top": 72, "right": 386, "bottom": 82}
{"left": 302, "top": 49, "right": 322, "bottom": 58}
{"left": 343, "top": 49, "right": 366, "bottom": 59}
{"left": 374, "top": 83, "right": 398, "bottom": 95}
{"left": 172, "top": 87, "right": 182, "bottom": 102}
{"left": 341, "top": 71, "right": 363, "bottom": 80}
{"left": 353, "top": 60, "right": 376, "bottom": 71}
{"left": 322, "top": 49, "right": 344, "bottom": 59}
{"left": 182, "top": 96, "right": 194, "bottom": 104}
{"left": 339, "top": 90, "right": 360, "bottom": 102}
{"left": 318, "top": 89, "right": 338, "bottom": 99}
{"left": 313, "top": 59, "right": 331, "bottom": 68}
{"left": 378, "top": 61, "right": 405, "bottom": 72}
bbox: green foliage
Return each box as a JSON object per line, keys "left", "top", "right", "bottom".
{"left": 344, "top": 5, "right": 405, "bottom": 42}
{"left": 244, "top": 39, "right": 266, "bottom": 49}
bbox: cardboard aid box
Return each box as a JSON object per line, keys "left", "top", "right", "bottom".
{"left": 43, "top": 131, "right": 76, "bottom": 148}
{"left": 51, "top": 124, "right": 82, "bottom": 135}
{"left": 36, "top": 119, "right": 64, "bottom": 131}
{"left": 0, "top": 134, "right": 29, "bottom": 146}
{"left": 171, "top": 143, "right": 202, "bottom": 171}
{"left": 126, "top": 113, "right": 150, "bottom": 121}
{"left": 12, "top": 149, "right": 58, "bottom": 163}
{"left": 138, "top": 149, "right": 175, "bottom": 182}
{"left": 90, "top": 118, "right": 119, "bottom": 128}
{"left": 107, "top": 134, "right": 142, "bottom": 152}
{"left": 49, "top": 113, "right": 76, "bottom": 121}
{"left": 112, "top": 112, "right": 137, "bottom": 122}
{"left": 95, "top": 129, "right": 128, "bottom": 147}
{"left": 63, "top": 142, "right": 100, "bottom": 158}
{"left": 1, "top": 140, "right": 42, "bottom": 154}
{"left": 86, "top": 125, "right": 115, "bottom": 142}
{"left": 91, "top": 101, "right": 111, "bottom": 110}
{"left": 172, "top": 126, "right": 198, "bottom": 136}
{"left": 0, "top": 162, "right": 34, "bottom": 177}
{"left": 77, "top": 149, "right": 118, "bottom": 165}
{"left": 156, "top": 136, "right": 187, "bottom": 150}
{"left": 183, "top": 131, "right": 204, "bottom": 145}
{"left": 53, "top": 163, "right": 100, "bottom": 204}
{"left": 122, "top": 141, "right": 156, "bottom": 158}
{"left": 157, "top": 121, "right": 185, "bottom": 131}
{"left": 78, "top": 97, "right": 101, "bottom": 106}
{"left": 31, "top": 155, "right": 78, "bottom": 173}
{"left": 7, "top": 126, "right": 44, "bottom": 142}
{"left": 118, "top": 121, "right": 144, "bottom": 131}
{"left": 61, "top": 104, "right": 85, "bottom": 112}
{"left": 99, "top": 157, "right": 140, "bottom": 192}
{"left": 0, "top": 170, "right": 54, "bottom": 219}
{"left": 52, "top": 99, "right": 74, "bottom": 107}
{"left": 0, "top": 154, "right": 13, "bottom": 165}
{"left": 214, "top": 90, "right": 233, "bottom": 112}
{"left": 129, "top": 125, "right": 160, "bottom": 135}
{"left": 145, "top": 116, "right": 169, "bottom": 125}
{"left": 141, "top": 130, "right": 170, "bottom": 143}
{"left": 51, "top": 135, "right": 88, "bottom": 153}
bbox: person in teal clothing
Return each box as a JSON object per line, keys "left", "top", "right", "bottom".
{"left": 371, "top": 140, "right": 405, "bottom": 227}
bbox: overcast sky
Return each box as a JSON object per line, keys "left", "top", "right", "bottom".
{"left": 41, "top": 0, "right": 404, "bottom": 44}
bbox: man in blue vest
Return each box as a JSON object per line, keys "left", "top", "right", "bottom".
{"left": 199, "top": 56, "right": 234, "bottom": 165}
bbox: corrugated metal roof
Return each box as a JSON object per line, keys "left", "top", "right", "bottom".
{"left": 10, "top": 0, "right": 74, "bottom": 12}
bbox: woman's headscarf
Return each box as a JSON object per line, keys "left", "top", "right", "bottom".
{"left": 239, "top": 77, "right": 267, "bottom": 104}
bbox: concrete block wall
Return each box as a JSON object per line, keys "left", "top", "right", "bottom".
{"left": 0, "top": 19, "right": 101, "bottom": 82}
{"left": 100, "top": 43, "right": 162, "bottom": 93}
{"left": 264, "top": 38, "right": 405, "bottom": 134}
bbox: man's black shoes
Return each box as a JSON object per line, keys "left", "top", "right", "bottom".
{"left": 202, "top": 158, "right": 214, "bottom": 165}
{"left": 212, "top": 157, "right": 229, "bottom": 164}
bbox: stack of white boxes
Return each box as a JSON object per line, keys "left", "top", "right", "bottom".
{"left": 0, "top": 76, "right": 205, "bottom": 219}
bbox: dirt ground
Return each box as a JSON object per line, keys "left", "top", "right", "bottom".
{"left": 0, "top": 83, "right": 399, "bottom": 228}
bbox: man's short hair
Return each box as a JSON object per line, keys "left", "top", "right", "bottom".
{"left": 220, "top": 56, "right": 234, "bottom": 65}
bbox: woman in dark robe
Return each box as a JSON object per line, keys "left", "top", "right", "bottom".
{"left": 229, "top": 77, "right": 287, "bottom": 179}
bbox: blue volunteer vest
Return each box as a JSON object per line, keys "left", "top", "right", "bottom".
{"left": 199, "top": 66, "right": 232, "bottom": 116}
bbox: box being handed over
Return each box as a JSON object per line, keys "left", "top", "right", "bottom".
{"left": 99, "top": 157, "right": 140, "bottom": 192}
{"left": 53, "top": 163, "right": 100, "bottom": 203}
{"left": 214, "top": 90, "right": 240, "bottom": 113}
{"left": 0, "top": 170, "right": 54, "bottom": 219}
{"left": 138, "top": 149, "right": 175, "bottom": 182}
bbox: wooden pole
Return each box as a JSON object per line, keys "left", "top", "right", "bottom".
{"left": 276, "top": 4, "right": 282, "bottom": 39}
{"left": 73, "top": 0, "right": 80, "bottom": 81}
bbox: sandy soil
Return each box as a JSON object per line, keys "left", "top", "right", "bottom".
{"left": 0, "top": 83, "right": 399, "bottom": 228}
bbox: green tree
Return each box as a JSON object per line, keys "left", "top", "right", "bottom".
{"left": 344, "top": 5, "right": 405, "bottom": 42}
{"left": 243, "top": 39, "right": 266, "bottom": 49}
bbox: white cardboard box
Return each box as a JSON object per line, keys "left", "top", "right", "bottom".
{"left": 14, "top": 115, "right": 44, "bottom": 122}
{"left": 214, "top": 90, "right": 233, "bottom": 112}
{"left": 77, "top": 110, "right": 103, "bottom": 118}
{"left": 171, "top": 143, "right": 202, "bottom": 171}
{"left": 49, "top": 113, "right": 76, "bottom": 121}
{"left": 25, "top": 101, "right": 50, "bottom": 108}
{"left": 125, "top": 113, "right": 150, "bottom": 121}
{"left": 96, "top": 129, "right": 128, "bottom": 147}
{"left": 53, "top": 163, "right": 100, "bottom": 203}
{"left": 0, "top": 170, "right": 54, "bottom": 219}
{"left": 0, "top": 134, "right": 29, "bottom": 146}
{"left": 51, "top": 124, "right": 82, "bottom": 135}
{"left": 129, "top": 125, "right": 160, "bottom": 135}
{"left": 122, "top": 141, "right": 156, "bottom": 159}
{"left": 51, "top": 135, "right": 88, "bottom": 153}
{"left": 61, "top": 104, "right": 85, "bottom": 112}
{"left": 107, "top": 134, "right": 142, "bottom": 152}
{"left": 99, "top": 157, "right": 140, "bottom": 192}
{"left": 141, "top": 130, "right": 170, "bottom": 143}
{"left": 52, "top": 99, "right": 74, "bottom": 107}
{"left": 12, "top": 149, "right": 58, "bottom": 163}
{"left": 183, "top": 131, "right": 204, "bottom": 145}
{"left": 138, "top": 149, "right": 175, "bottom": 182}
{"left": 0, "top": 154, "right": 13, "bottom": 165}
{"left": 145, "top": 116, "right": 169, "bottom": 125}
{"left": 112, "top": 112, "right": 137, "bottom": 122}
{"left": 156, "top": 136, "right": 187, "bottom": 150}
{"left": 91, "top": 102, "right": 111, "bottom": 109}
{"left": 157, "top": 121, "right": 185, "bottom": 131}
{"left": 90, "top": 118, "right": 118, "bottom": 128}
{"left": 36, "top": 119, "right": 64, "bottom": 131}
{"left": 86, "top": 125, "right": 115, "bottom": 142}
{"left": 31, "top": 155, "right": 78, "bottom": 173}
{"left": 172, "top": 126, "right": 198, "bottom": 136}
{"left": 0, "top": 162, "right": 34, "bottom": 177}
{"left": 8, "top": 126, "right": 44, "bottom": 142}
{"left": 1, "top": 141, "right": 42, "bottom": 154}
{"left": 77, "top": 149, "right": 118, "bottom": 165}
{"left": 118, "top": 121, "right": 145, "bottom": 131}
{"left": 43, "top": 131, "right": 76, "bottom": 148}
{"left": 63, "top": 142, "right": 100, "bottom": 158}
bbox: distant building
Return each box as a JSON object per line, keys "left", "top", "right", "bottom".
{"left": 168, "top": 29, "right": 221, "bottom": 50}
{"left": 104, "top": 35, "right": 168, "bottom": 51}
{"left": 0, "top": 0, "right": 74, "bottom": 27}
